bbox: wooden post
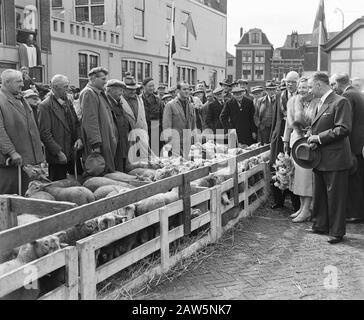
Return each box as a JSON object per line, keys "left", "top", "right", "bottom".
{"left": 244, "top": 171, "right": 251, "bottom": 217}
{"left": 210, "top": 187, "right": 218, "bottom": 243}
{"left": 233, "top": 158, "right": 239, "bottom": 208}
{"left": 65, "top": 247, "right": 79, "bottom": 300}
{"left": 78, "top": 240, "right": 97, "bottom": 300}
{"left": 159, "top": 207, "right": 170, "bottom": 272}
{"left": 216, "top": 185, "right": 222, "bottom": 240}
{"left": 0, "top": 197, "right": 16, "bottom": 263}
{"left": 181, "top": 173, "right": 191, "bottom": 236}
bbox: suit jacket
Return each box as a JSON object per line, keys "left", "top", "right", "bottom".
{"left": 205, "top": 98, "right": 224, "bottom": 133}
{"left": 0, "top": 89, "right": 44, "bottom": 166}
{"left": 80, "top": 84, "right": 118, "bottom": 173}
{"left": 311, "top": 91, "right": 352, "bottom": 172}
{"left": 163, "top": 97, "right": 197, "bottom": 154}
{"left": 38, "top": 93, "right": 81, "bottom": 164}
{"left": 342, "top": 86, "right": 364, "bottom": 155}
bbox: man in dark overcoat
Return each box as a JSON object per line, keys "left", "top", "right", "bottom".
{"left": 205, "top": 87, "right": 225, "bottom": 134}
{"left": 220, "top": 86, "right": 257, "bottom": 147}
{"left": 38, "top": 75, "right": 83, "bottom": 181}
{"left": 307, "top": 72, "right": 353, "bottom": 244}
{"left": 331, "top": 73, "right": 364, "bottom": 223}
{"left": 80, "top": 67, "right": 118, "bottom": 174}
{"left": 0, "top": 69, "right": 44, "bottom": 195}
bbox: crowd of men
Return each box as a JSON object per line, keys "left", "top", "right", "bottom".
{"left": 0, "top": 65, "right": 364, "bottom": 244}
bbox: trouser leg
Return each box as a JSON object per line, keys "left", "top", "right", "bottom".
{"left": 312, "top": 170, "right": 329, "bottom": 233}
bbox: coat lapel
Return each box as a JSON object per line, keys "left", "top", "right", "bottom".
{"left": 312, "top": 92, "right": 335, "bottom": 126}
{"left": 175, "top": 99, "right": 187, "bottom": 123}
{"left": 119, "top": 95, "right": 137, "bottom": 123}
{"left": 7, "top": 95, "right": 27, "bottom": 119}
{"left": 51, "top": 96, "right": 71, "bottom": 133}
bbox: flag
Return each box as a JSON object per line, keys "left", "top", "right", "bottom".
{"left": 116, "top": 0, "right": 123, "bottom": 27}
{"left": 312, "top": 0, "right": 328, "bottom": 45}
{"left": 168, "top": 2, "right": 176, "bottom": 88}
{"left": 183, "top": 14, "right": 197, "bottom": 40}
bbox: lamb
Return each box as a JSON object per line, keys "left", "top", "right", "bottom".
{"left": 83, "top": 177, "right": 132, "bottom": 192}
{"left": 26, "top": 181, "right": 95, "bottom": 206}
{"left": 55, "top": 220, "right": 99, "bottom": 246}
{"left": 28, "top": 191, "right": 55, "bottom": 202}
{"left": 94, "top": 185, "right": 133, "bottom": 201}
{"left": 104, "top": 172, "right": 138, "bottom": 183}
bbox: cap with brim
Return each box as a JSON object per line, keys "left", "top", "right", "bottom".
{"left": 124, "top": 76, "right": 139, "bottom": 90}
{"left": 266, "top": 81, "right": 277, "bottom": 90}
{"left": 193, "top": 89, "right": 204, "bottom": 96}
{"left": 238, "top": 79, "right": 249, "bottom": 85}
{"left": 251, "top": 86, "right": 264, "bottom": 94}
{"left": 23, "top": 90, "right": 39, "bottom": 99}
{"left": 106, "top": 79, "right": 125, "bottom": 88}
{"left": 231, "top": 87, "right": 245, "bottom": 94}
{"left": 162, "top": 94, "right": 172, "bottom": 101}
{"left": 219, "top": 79, "right": 233, "bottom": 87}
{"left": 158, "top": 85, "right": 166, "bottom": 90}
{"left": 213, "top": 87, "right": 224, "bottom": 95}
{"left": 168, "top": 86, "right": 177, "bottom": 93}
{"left": 292, "top": 137, "right": 321, "bottom": 169}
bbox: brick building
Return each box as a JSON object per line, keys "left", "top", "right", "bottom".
{"left": 226, "top": 52, "right": 235, "bottom": 83}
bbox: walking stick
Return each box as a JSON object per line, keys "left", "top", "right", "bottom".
{"left": 18, "top": 165, "right": 22, "bottom": 196}
{"left": 74, "top": 149, "right": 78, "bottom": 182}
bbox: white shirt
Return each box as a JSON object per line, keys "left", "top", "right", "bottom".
{"left": 317, "top": 89, "right": 333, "bottom": 114}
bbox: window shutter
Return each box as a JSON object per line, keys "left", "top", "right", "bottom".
{"left": 39, "top": 0, "right": 51, "bottom": 51}
{"left": 4, "top": 0, "right": 16, "bottom": 46}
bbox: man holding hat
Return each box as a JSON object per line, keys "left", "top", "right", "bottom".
{"left": 220, "top": 86, "right": 257, "bottom": 146}
{"left": 120, "top": 75, "right": 149, "bottom": 164}
{"left": 80, "top": 67, "right": 118, "bottom": 174}
{"left": 106, "top": 79, "right": 129, "bottom": 172}
{"left": 142, "top": 77, "right": 164, "bottom": 151}
{"left": 307, "top": 72, "right": 352, "bottom": 244}
{"left": 23, "top": 89, "right": 41, "bottom": 127}
{"left": 206, "top": 86, "right": 225, "bottom": 134}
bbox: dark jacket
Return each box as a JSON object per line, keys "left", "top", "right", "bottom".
{"left": 205, "top": 98, "right": 225, "bottom": 133}
{"left": 38, "top": 93, "right": 80, "bottom": 165}
{"left": 342, "top": 86, "right": 364, "bottom": 156}
{"left": 107, "top": 94, "right": 130, "bottom": 170}
{"left": 0, "top": 88, "right": 44, "bottom": 166}
{"left": 312, "top": 91, "right": 352, "bottom": 172}
{"left": 220, "top": 97, "right": 257, "bottom": 146}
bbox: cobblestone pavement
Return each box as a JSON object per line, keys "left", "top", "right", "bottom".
{"left": 135, "top": 202, "right": 364, "bottom": 300}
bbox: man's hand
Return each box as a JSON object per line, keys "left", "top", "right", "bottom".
{"left": 252, "top": 132, "right": 257, "bottom": 141}
{"left": 283, "top": 142, "right": 290, "bottom": 155}
{"left": 9, "top": 152, "right": 22, "bottom": 166}
{"left": 307, "top": 135, "right": 320, "bottom": 145}
{"left": 57, "top": 151, "right": 68, "bottom": 164}
{"left": 309, "top": 143, "right": 318, "bottom": 151}
{"left": 74, "top": 139, "right": 83, "bottom": 151}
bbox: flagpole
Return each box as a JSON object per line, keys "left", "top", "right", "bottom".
{"left": 317, "top": 20, "right": 322, "bottom": 71}
{"left": 168, "top": 1, "right": 175, "bottom": 89}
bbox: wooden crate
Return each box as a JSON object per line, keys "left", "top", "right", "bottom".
{"left": 0, "top": 247, "right": 78, "bottom": 300}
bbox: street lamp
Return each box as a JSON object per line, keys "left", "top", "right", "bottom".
{"left": 334, "top": 8, "right": 345, "bottom": 31}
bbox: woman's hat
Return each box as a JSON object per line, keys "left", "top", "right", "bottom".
{"left": 292, "top": 137, "right": 321, "bottom": 169}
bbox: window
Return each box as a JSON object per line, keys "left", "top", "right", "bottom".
{"left": 242, "top": 51, "right": 252, "bottom": 63}
{"left": 181, "top": 11, "right": 189, "bottom": 48}
{"left": 134, "top": 0, "right": 145, "bottom": 37}
{"left": 52, "top": 0, "right": 63, "bottom": 8}
{"left": 122, "top": 59, "right": 151, "bottom": 83}
{"left": 254, "top": 65, "right": 264, "bottom": 81}
{"left": 228, "top": 59, "right": 234, "bottom": 67}
{"left": 255, "top": 51, "right": 265, "bottom": 63}
{"left": 251, "top": 32, "right": 261, "bottom": 44}
{"left": 227, "top": 75, "right": 233, "bottom": 83}
{"left": 177, "top": 66, "right": 196, "bottom": 85}
{"left": 15, "top": 2, "right": 38, "bottom": 32}
{"left": 166, "top": 5, "right": 176, "bottom": 42}
{"left": 242, "top": 65, "right": 252, "bottom": 81}
{"left": 75, "top": 0, "right": 105, "bottom": 26}
{"left": 209, "top": 69, "right": 217, "bottom": 89}
{"left": 159, "top": 64, "right": 169, "bottom": 85}
{"left": 79, "top": 52, "right": 99, "bottom": 89}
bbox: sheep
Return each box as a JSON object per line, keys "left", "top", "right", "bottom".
{"left": 26, "top": 181, "right": 95, "bottom": 206}
{"left": 55, "top": 219, "right": 99, "bottom": 246}
{"left": 94, "top": 185, "right": 132, "bottom": 201}
{"left": 104, "top": 172, "right": 138, "bottom": 183}
{"left": 83, "top": 177, "right": 132, "bottom": 193}
{"left": 28, "top": 191, "right": 56, "bottom": 201}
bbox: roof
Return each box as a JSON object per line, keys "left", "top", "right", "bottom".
{"left": 236, "top": 28, "right": 273, "bottom": 47}
{"left": 283, "top": 32, "right": 339, "bottom": 48}
{"left": 226, "top": 52, "right": 235, "bottom": 59}
{"left": 273, "top": 48, "right": 304, "bottom": 60}
{"left": 323, "top": 16, "right": 364, "bottom": 52}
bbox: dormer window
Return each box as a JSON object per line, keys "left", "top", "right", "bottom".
{"left": 250, "top": 32, "right": 261, "bottom": 44}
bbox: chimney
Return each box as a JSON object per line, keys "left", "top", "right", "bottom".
{"left": 240, "top": 27, "right": 244, "bottom": 38}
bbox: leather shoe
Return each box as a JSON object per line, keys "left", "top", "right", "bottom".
{"left": 346, "top": 218, "right": 362, "bottom": 224}
{"left": 305, "top": 228, "right": 327, "bottom": 235}
{"left": 327, "top": 236, "right": 343, "bottom": 244}
{"left": 271, "top": 203, "right": 284, "bottom": 210}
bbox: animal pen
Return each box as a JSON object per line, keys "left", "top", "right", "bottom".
{"left": 0, "top": 145, "right": 270, "bottom": 300}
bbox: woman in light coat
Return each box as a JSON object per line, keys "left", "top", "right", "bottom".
{"left": 283, "top": 78, "right": 318, "bottom": 223}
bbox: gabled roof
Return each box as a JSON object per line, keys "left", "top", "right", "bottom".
{"left": 273, "top": 48, "right": 304, "bottom": 60}
{"left": 236, "top": 28, "right": 273, "bottom": 47}
{"left": 226, "top": 52, "right": 235, "bottom": 59}
{"left": 323, "top": 16, "right": 364, "bottom": 52}
{"left": 283, "top": 32, "right": 338, "bottom": 48}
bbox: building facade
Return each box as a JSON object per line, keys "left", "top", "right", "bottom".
{"left": 235, "top": 28, "right": 273, "bottom": 86}
{"left": 324, "top": 16, "right": 364, "bottom": 79}
{"left": 226, "top": 52, "right": 235, "bottom": 83}
{"left": 0, "top": 0, "right": 52, "bottom": 81}
{"left": 51, "top": 0, "right": 227, "bottom": 89}
{"left": 271, "top": 47, "right": 304, "bottom": 81}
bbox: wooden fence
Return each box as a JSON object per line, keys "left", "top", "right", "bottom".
{"left": 0, "top": 145, "right": 270, "bottom": 300}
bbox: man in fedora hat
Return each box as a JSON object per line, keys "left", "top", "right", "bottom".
{"left": 120, "top": 75, "right": 149, "bottom": 164}
{"left": 106, "top": 79, "right": 129, "bottom": 172}
{"left": 330, "top": 73, "right": 364, "bottom": 223}
{"left": 237, "top": 79, "right": 253, "bottom": 99}
{"left": 80, "top": 67, "right": 118, "bottom": 174}
{"left": 220, "top": 86, "right": 257, "bottom": 147}
{"left": 307, "top": 72, "right": 352, "bottom": 244}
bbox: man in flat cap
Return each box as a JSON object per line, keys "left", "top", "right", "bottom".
{"left": 157, "top": 85, "right": 166, "bottom": 100}
{"left": 23, "top": 89, "right": 41, "bottom": 127}
{"left": 106, "top": 79, "right": 129, "bottom": 172}
{"left": 80, "top": 67, "right": 118, "bottom": 174}
{"left": 206, "top": 86, "right": 225, "bottom": 134}
{"left": 142, "top": 77, "right": 164, "bottom": 152}
{"left": 220, "top": 86, "right": 257, "bottom": 147}
{"left": 220, "top": 79, "right": 233, "bottom": 103}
